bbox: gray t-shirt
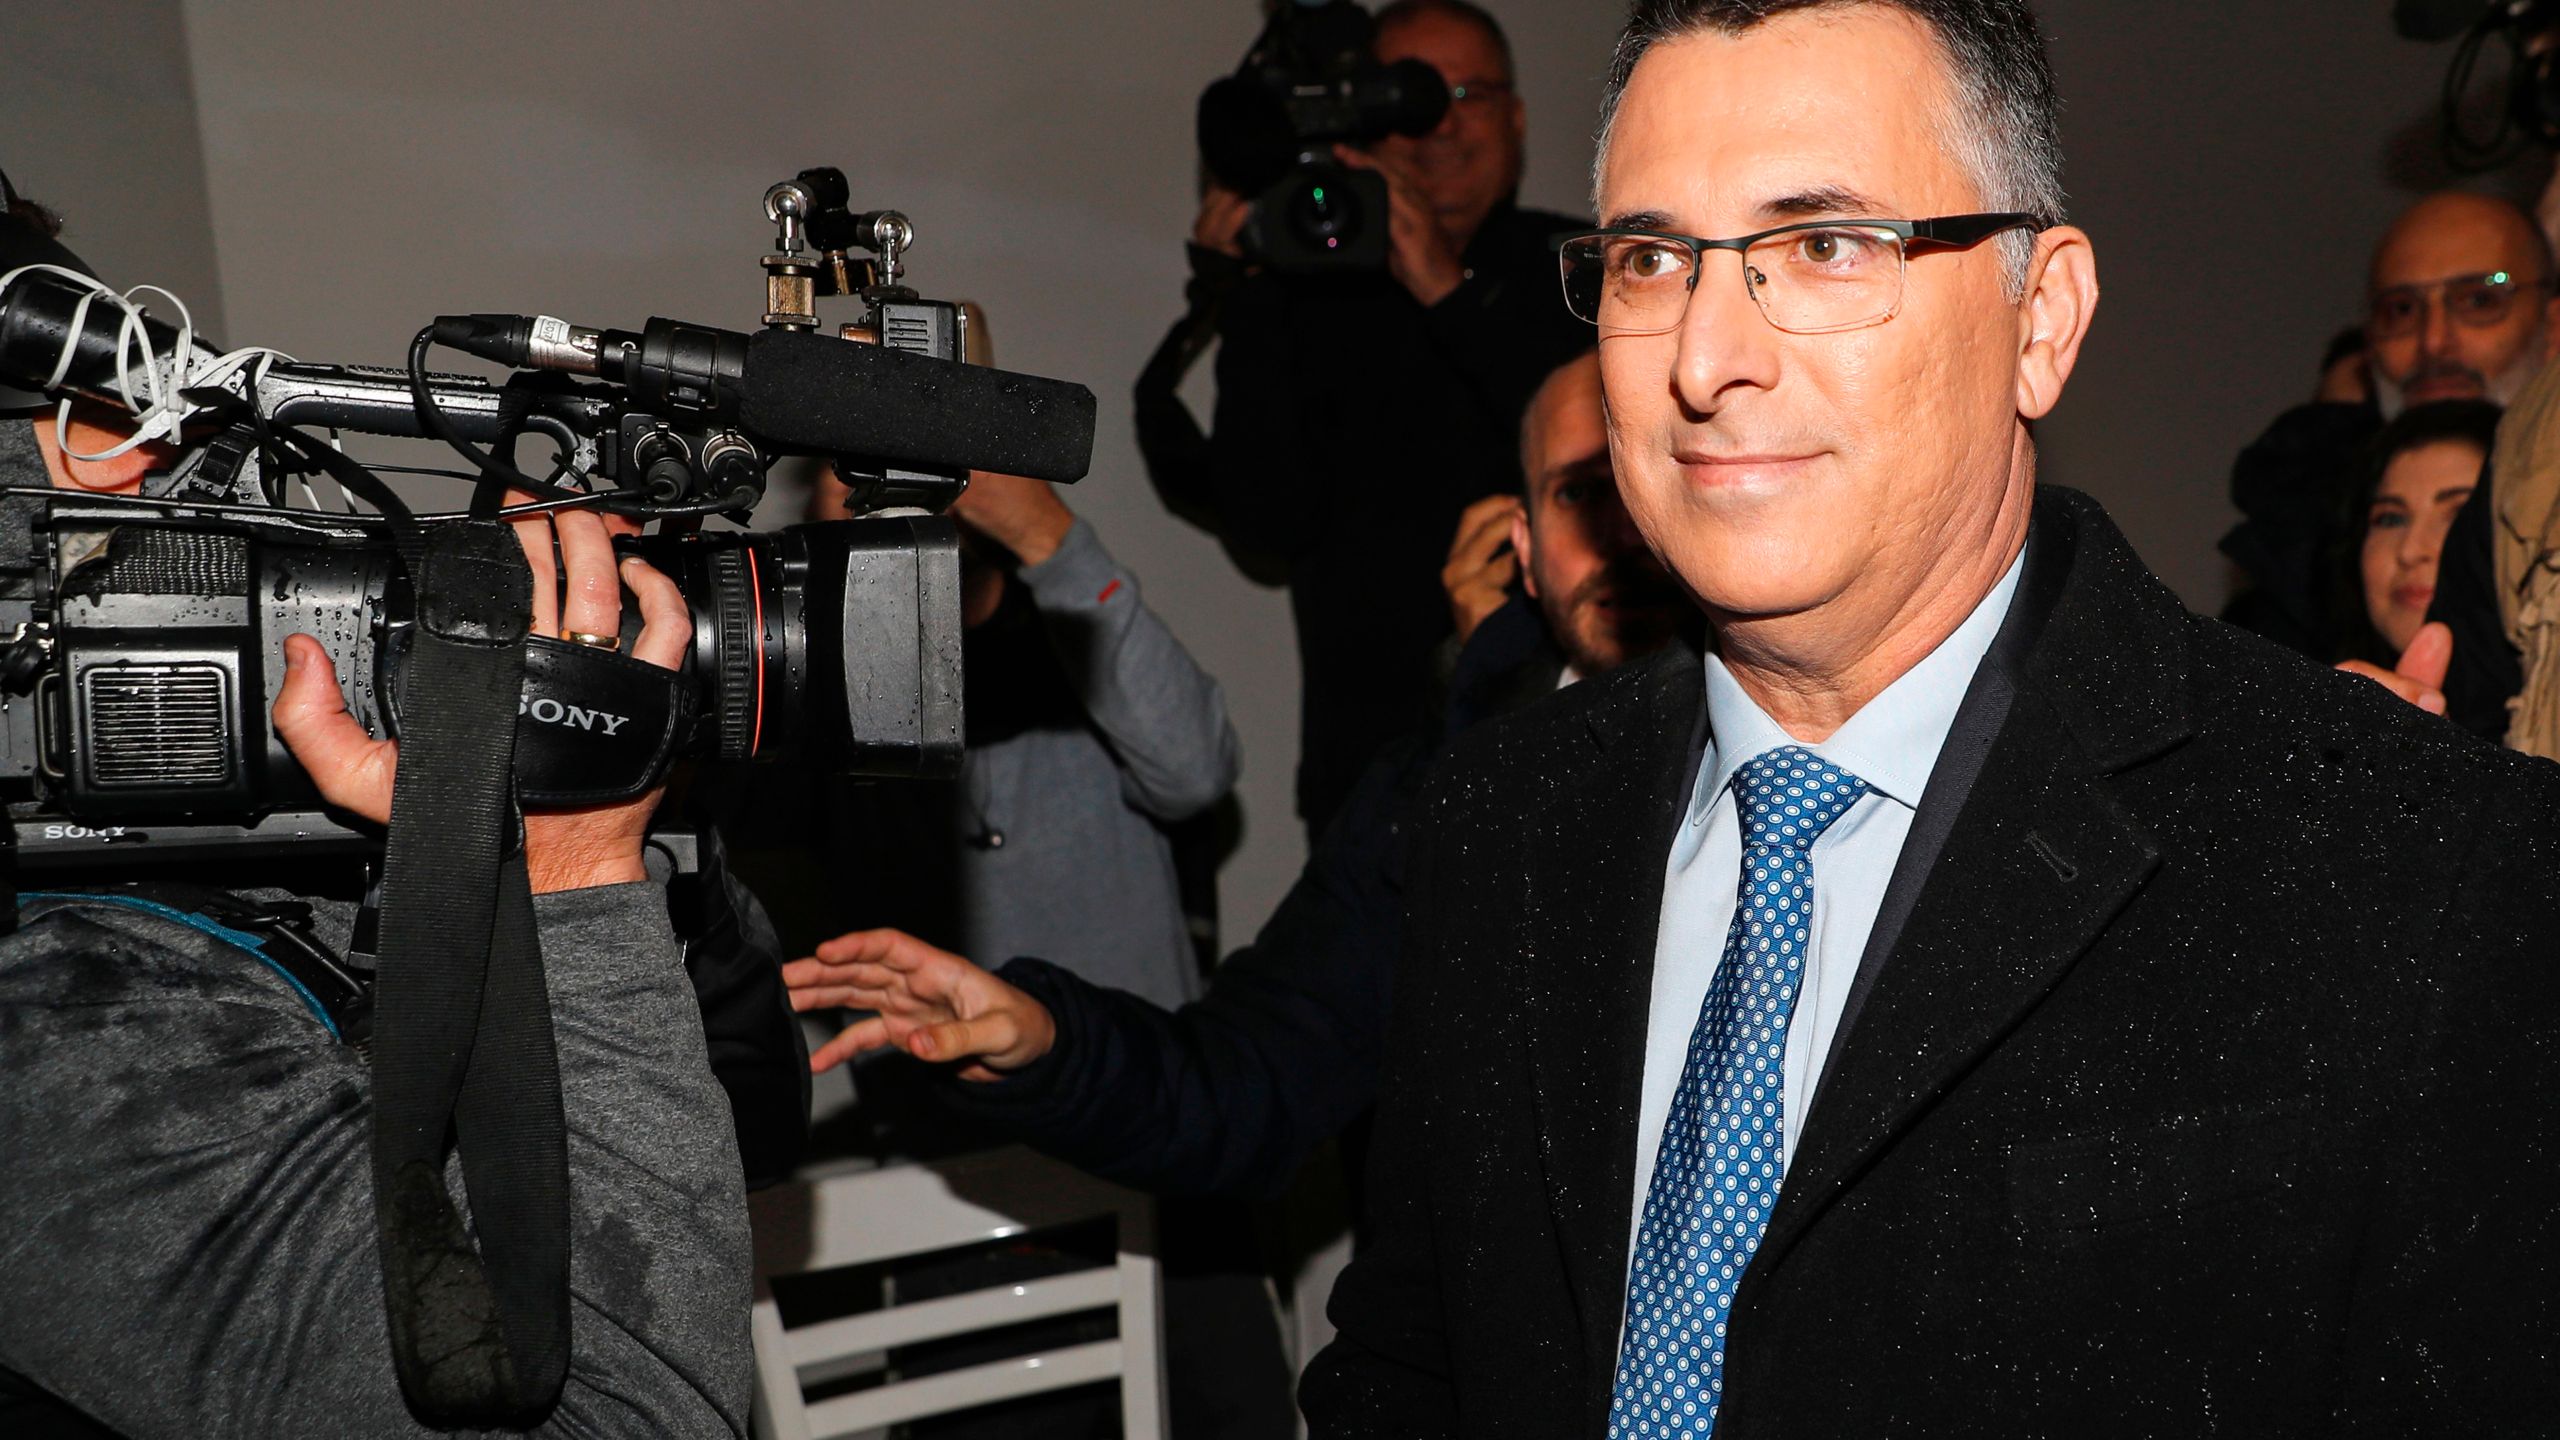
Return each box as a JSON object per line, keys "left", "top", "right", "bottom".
{"left": 0, "top": 880, "right": 752, "bottom": 1438}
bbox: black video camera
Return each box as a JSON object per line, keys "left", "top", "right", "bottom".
{"left": 0, "top": 167, "right": 1095, "bottom": 867}
{"left": 2396, "top": 0, "right": 2560, "bottom": 168}
{"left": 1197, "top": 0, "right": 1449, "bottom": 272}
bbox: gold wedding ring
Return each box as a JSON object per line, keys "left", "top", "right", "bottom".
{"left": 560, "top": 629, "right": 620, "bottom": 652}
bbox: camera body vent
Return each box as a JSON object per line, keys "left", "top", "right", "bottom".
{"left": 81, "top": 664, "right": 234, "bottom": 788}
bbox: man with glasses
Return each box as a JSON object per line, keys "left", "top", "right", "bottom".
{"left": 1304, "top": 2, "right": 2560, "bottom": 1436}
{"left": 2223, "top": 190, "right": 2560, "bottom": 661}
{"left": 1197, "top": 0, "right": 1589, "bottom": 841}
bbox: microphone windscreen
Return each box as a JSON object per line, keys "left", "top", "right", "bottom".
{"left": 739, "top": 330, "right": 1095, "bottom": 485}
{"left": 0, "top": 266, "right": 176, "bottom": 412}
{"left": 2394, "top": 0, "right": 2493, "bottom": 41}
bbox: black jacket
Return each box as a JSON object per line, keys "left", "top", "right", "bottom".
{"left": 1304, "top": 487, "right": 2560, "bottom": 1437}
{"left": 945, "top": 594, "right": 1564, "bottom": 1200}
{"left": 1208, "top": 200, "right": 1590, "bottom": 835}
{"left": 2219, "top": 399, "right": 2378, "bottom": 660}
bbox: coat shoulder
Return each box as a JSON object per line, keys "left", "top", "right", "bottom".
{"left": 1421, "top": 647, "right": 1692, "bottom": 826}
{"left": 2183, "top": 612, "right": 2560, "bottom": 812}
{"left": 2171, "top": 613, "right": 2560, "bottom": 973}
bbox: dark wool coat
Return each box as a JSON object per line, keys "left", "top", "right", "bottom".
{"left": 1303, "top": 486, "right": 2560, "bottom": 1438}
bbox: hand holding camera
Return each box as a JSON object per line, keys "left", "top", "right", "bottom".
{"left": 271, "top": 504, "right": 690, "bottom": 893}
{"left": 1332, "top": 142, "right": 1466, "bottom": 305}
{"left": 1192, "top": 184, "right": 1255, "bottom": 262}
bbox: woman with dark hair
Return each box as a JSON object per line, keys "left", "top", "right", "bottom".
{"left": 2343, "top": 400, "right": 2502, "bottom": 665}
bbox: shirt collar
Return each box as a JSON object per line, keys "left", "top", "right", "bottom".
{"left": 1692, "top": 546, "right": 2026, "bottom": 819}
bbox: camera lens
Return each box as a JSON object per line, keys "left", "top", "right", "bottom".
{"left": 628, "top": 518, "right": 963, "bottom": 776}
{"left": 631, "top": 529, "right": 798, "bottom": 764}
{"left": 1286, "top": 176, "right": 1366, "bottom": 254}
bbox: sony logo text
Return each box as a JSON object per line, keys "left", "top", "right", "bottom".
{"left": 520, "top": 695, "right": 633, "bottom": 737}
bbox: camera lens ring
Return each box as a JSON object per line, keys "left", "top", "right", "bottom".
{"left": 702, "top": 546, "right": 761, "bottom": 761}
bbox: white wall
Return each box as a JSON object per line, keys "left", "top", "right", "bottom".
{"left": 0, "top": 0, "right": 225, "bottom": 337}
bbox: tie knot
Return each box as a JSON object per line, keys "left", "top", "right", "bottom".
{"left": 1731, "top": 745, "right": 1869, "bottom": 851}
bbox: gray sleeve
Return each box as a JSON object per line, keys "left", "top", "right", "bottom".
{"left": 0, "top": 880, "right": 752, "bottom": 1439}
{"left": 1018, "top": 517, "right": 1243, "bottom": 821}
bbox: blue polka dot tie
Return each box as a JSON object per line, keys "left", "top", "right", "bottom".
{"left": 1609, "top": 746, "right": 1870, "bottom": 1438}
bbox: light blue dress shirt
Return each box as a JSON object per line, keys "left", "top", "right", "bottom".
{"left": 1626, "top": 551, "right": 2023, "bottom": 1263}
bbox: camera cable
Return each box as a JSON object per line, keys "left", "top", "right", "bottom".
{"left": 405, "top": 327, "right": 596, "bottom": 519}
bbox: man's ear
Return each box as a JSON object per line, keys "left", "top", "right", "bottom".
{"left": 1510, "top": 503, "right": 1540, "bottom": 600}
{"left": 2015, "top": 225, "right": 2099, "bottom": 422}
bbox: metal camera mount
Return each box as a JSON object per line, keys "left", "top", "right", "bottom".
{"left": 761, "top": 167, "right": 917, "bottom": 334}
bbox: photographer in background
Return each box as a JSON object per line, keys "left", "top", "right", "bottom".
{"left": 1200, "top": 0, "right": 1589, "bottom": 838}
{"left": 0, "top": 192, "right": 758, "bottom": 1439}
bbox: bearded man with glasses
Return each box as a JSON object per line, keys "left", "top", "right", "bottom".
{"left": 2223, "top": 191, "right": 2560, "bottom": 664}
{"left": 1303, "top": 3, "right": 2560, "bottom": 1437}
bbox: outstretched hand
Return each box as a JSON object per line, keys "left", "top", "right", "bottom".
{"left": 2336, "top": 621, "right": 2453, "bottom": 716}
{"left": 783, "top": 928, "right": 1059, "bottom": 1083}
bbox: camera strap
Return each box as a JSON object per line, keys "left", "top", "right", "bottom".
{"left": 364, "top": 520, "right": 573, "bottom": 1426}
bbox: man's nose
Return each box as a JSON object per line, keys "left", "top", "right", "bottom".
{"left": 1670, "top": 253, "right": 1781, "bottom": 413}
{"left": 2420, "top": 290, "right": 2461, "bottom": 359}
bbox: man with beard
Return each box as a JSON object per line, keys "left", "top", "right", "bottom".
{"left": 2222, "top": 191, "right": 2560, "bottom": 661}
{"left": 781, "top": 351, "right": 1693, "bottom": 1201}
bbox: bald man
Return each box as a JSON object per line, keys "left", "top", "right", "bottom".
{"left": 2367, "top": 191, "right": 2560, "bottom": 411}
{"left": 2222, "top": 190, "right": 2560, "bottom": 662}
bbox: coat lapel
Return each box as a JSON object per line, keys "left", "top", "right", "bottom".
{"left": 1518, "top": 645, "right": 1702, "bottom": 1396}
{"left": 1753, "top": 489, "right": 2192, "bottom": 1273}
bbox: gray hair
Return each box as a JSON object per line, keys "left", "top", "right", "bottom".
{"left": 1594, "top": 0, "right": 2065, "bottom": 293}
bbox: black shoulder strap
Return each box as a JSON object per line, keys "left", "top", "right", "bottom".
{"left": 365, "top": 520, "right": 571, "bottom": 1425}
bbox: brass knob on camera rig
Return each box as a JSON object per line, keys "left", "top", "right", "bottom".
{"left": 761, "top": 167, "right": 913, "bottom": 334}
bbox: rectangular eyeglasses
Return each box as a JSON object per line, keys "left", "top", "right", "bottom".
{"left": 1553, "top": 213, "right": 2048, "bottom": 336}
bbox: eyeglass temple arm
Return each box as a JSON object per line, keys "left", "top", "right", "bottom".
{"left": 1905, "top": 212, "right": 2045, "bottom": 254}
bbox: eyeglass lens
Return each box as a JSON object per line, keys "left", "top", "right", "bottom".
{"left": 2368, "top": 274, "right": 2529, "bottom": 339}
{"left": 1560, "top": 226, "right": 1910, "bottom": 336}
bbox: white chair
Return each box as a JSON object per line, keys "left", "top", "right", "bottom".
{"left": 747, "top": 1146, "right": 1167, "bottom": 1439}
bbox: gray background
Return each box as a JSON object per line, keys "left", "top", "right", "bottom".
{"left": 1, "top": 0, "right": 2511, "bottom": 943}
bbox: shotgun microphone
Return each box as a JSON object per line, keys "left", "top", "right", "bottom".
{"left": 431, "top": 312, "right": 1095, "bottom": 485}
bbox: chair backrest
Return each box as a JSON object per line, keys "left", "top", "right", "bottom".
{"left": 747, "top": 1146, "right": 1165, "bottom": 1440}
